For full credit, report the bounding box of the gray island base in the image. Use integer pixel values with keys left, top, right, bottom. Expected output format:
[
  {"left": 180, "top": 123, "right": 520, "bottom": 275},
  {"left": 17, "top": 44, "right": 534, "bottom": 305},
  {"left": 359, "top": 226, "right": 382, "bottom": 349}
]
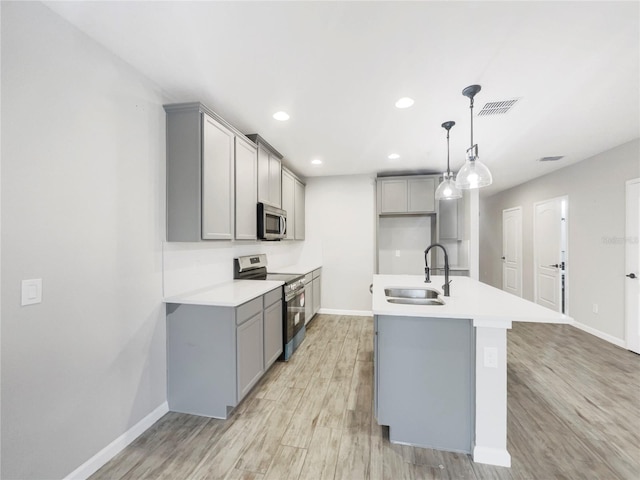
[
  {"left": 372, "top": 274, "right": 570, "bottom": 467},
  {"left": 375, "top": 315, "right": 474, "bottom": 453}
]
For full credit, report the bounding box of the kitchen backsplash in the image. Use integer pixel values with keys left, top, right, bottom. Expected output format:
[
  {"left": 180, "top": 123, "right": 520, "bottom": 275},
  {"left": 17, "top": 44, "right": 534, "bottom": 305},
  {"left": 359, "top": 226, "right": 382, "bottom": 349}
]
[{"left": 162, "top": 241, "right": 306, "bottom": 297}]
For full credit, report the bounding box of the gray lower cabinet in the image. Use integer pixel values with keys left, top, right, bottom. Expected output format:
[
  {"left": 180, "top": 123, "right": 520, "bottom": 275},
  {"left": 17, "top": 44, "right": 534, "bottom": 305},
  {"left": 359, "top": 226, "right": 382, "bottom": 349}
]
[
  {"left": 312, "top": 269, "right": 321, "bottom": 316},
  {"left": 236, "top": 309, "right": 264, "bottom": 401},
  {"left": 374, "top": 314, "right": 474, "bottom": 453},
  {"left": 263, "top": 289, "right": 283, "bottom": 367},
  {"left": 166, "top": 288, "right": 282, "bottom": 419}
]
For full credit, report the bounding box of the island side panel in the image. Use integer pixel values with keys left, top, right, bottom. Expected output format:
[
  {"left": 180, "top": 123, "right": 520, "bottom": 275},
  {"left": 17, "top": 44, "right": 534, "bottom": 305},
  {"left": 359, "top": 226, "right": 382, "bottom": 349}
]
[
  {"left": 473, "top": 325, "right": 511, "bottom": 467},
  {"left": 375, "top": 314, "right": 475, "bottom": 454},
  {"left": 167, "top": 303, "right": 236, "bottom": 418}
]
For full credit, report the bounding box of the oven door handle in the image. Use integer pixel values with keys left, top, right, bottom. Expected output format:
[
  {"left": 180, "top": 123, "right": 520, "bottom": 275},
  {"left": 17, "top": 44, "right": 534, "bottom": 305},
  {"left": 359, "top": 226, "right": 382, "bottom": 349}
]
[{"left": 285, "top": 286, "right": 305, "bottom": 302}]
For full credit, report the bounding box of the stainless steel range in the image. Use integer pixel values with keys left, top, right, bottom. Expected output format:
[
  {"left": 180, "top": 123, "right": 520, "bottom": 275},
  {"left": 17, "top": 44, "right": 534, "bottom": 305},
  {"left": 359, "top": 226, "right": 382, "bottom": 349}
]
[{"left": 234, "top": 254, "right": 306, "bottom": 360}]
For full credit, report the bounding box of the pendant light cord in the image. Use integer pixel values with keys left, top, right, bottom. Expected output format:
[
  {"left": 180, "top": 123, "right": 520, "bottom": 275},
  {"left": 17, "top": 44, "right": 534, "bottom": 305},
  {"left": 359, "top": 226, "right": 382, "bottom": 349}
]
[
  {"left": 469, "top": 96, "right": 474, "bottom": 149},
  {"left": 446, "top": 128, "right": 451, "bottom": 176}
]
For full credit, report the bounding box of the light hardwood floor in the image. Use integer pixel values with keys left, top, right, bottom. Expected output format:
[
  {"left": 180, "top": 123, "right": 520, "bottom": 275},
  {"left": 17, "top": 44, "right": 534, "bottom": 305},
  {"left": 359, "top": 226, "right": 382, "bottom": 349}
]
[{"left": 91, "top": 315, "right": 640, "bottom": 480}]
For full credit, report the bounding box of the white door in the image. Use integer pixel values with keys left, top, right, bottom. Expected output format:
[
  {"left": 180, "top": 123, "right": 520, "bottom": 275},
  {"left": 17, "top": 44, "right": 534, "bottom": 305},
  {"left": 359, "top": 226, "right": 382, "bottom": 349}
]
[
  {"left": 534, "top": 197, "right": 568, "bottom": 313},
  {"left": 625, "top": 179, "right": 640, "bottom": 354},
  {"left": 502, "top": 207, "right": 523, "bottom": 297}
]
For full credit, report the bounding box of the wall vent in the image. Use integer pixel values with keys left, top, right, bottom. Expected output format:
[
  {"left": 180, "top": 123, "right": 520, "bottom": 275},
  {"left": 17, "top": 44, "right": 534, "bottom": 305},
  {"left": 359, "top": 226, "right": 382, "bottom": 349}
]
[
  {"left": 477, "top": 98, "right": 520, "bottom": 116},
  {"left": 539, "top": 156, "right": 564, "bottom": 162}
]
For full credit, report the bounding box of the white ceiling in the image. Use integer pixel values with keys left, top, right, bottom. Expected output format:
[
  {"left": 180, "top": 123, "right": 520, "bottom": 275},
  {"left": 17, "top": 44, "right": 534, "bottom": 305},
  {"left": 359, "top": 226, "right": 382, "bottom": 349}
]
[{"left": 44, "top": 1, "right": 639, "bottom": 195}]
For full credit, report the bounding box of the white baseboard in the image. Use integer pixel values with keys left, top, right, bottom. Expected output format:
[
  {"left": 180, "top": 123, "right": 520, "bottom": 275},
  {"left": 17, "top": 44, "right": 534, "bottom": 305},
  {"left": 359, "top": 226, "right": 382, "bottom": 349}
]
[
  {"left": 318, "top": 308, "right": 372, "bottom": 317},
  {"left": 64, "top": 401, "right": 169, "bottom": 480},
  {"left": 473, "top": 445, "right": 511, "bottom": 467},
  {"left": 570, "top": 321, "right": 625, "bottom": 348}
]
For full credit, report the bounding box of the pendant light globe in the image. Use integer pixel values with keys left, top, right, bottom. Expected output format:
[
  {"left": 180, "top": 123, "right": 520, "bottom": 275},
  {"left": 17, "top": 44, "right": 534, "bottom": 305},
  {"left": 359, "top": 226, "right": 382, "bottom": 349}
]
[
  {"left": 435, "top": 121, "right": 462, "bottom": 200},
  {"left": 455, "top": 84, "right": 493, "bottom": 190}
]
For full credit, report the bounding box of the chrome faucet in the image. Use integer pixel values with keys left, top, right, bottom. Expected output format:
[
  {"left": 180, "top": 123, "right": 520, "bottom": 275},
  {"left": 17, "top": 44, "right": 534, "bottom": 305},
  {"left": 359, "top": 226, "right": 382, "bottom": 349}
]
[{"left": 424, "top": 243, "right": 451, "bottom": 297}]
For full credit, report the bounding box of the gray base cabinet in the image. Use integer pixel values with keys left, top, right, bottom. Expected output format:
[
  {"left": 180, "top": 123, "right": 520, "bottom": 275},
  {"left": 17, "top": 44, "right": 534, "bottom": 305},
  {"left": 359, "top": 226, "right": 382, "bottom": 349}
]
[
  {"left": 374, "top": 314, "right": 475, "bottom": 453},
  {"left": 304, "top": 268, "right": 321, "bottom": 324},
  {"left": 167, "top": 288, "right": 282, "bottom": 419}
]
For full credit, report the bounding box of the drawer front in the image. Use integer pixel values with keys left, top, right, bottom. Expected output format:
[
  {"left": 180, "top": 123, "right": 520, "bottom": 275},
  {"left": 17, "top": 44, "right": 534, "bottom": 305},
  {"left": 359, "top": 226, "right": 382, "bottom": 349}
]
[
  {"left": 312, "top": 268, "right": 321, "bottom": 279},
  {"left": 264, "top": 287, "right": 282, "bottom": 308},
  {"left": 304, "top": 273, "right": 313, "bottom": 284},
  {"left": 236, "top": 297, "right": 262, "bottom": 325}
]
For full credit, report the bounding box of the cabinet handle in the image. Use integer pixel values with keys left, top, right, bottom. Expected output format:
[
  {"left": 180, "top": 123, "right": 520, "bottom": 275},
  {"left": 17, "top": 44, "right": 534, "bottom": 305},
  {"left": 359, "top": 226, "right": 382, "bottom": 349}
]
[
  {"left": 627, "top": 273, "right": 637, "bottom": 279},
  {"left": 501, "top": 256, "right": 505, "bottom": 260}
]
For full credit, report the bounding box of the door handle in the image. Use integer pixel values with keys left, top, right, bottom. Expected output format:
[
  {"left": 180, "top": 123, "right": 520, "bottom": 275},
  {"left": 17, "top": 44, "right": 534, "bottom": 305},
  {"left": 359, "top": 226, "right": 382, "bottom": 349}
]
[
  {"left": 627, "top": 273, "right": 637, "bottom": 279},
  {"left": 548, "top": 264, "right": 560, "bottom": 268}
]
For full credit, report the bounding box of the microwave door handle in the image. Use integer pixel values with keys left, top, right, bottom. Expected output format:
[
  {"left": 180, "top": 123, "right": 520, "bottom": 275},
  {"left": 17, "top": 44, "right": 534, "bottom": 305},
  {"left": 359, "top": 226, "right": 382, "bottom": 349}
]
[{"left": 281, "top": 215, "right": 287, "bottom": 235}]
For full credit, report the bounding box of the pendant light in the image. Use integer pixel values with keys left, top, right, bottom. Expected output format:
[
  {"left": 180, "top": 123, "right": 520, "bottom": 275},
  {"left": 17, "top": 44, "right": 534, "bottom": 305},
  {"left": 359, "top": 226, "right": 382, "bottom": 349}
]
[
  {"left": 434, "top": 121, "right": 462, "bottom": 200},
  {"left": 455, "top": 84, "right": 493, "bottom": 189}
]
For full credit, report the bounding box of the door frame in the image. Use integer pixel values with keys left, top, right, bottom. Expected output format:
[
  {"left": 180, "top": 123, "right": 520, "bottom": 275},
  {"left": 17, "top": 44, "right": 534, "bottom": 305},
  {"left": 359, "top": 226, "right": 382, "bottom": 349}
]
[
  {"left": 502, "top": 206, "right": 523, "bottom": 297},
  {"left": 625, "top": 178, "right": 640, "bottom": 353},
  {"left": 533, "top": 195, "right": 569, "bottom": 315}
]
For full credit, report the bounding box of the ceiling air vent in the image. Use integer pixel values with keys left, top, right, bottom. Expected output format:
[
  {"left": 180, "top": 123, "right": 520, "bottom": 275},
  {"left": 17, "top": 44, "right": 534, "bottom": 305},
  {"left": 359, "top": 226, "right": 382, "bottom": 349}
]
[
  {"left": 539, "top": 156, "right": 564, "bottom": 162},
  {"left": 477, "top": 98, "right": 520, "bottom": 116}
]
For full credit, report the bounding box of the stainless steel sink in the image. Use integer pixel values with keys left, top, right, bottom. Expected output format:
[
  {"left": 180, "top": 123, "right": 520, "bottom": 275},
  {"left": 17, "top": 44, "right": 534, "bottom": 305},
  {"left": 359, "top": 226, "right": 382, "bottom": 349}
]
[
  {"left": 384, "top": 287, "right": 445, "bottom": 306},
  {"left": 384, "top": 288, "right": 440, "bottom": 299},
  {"left": 386, "top": 297, "right": 445, "bottom": 306}
]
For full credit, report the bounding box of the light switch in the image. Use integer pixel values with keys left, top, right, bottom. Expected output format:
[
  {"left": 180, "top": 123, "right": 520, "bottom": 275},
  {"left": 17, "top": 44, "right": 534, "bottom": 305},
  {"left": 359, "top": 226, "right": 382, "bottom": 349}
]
[{"left": 21, "top": 279, "right": 42, "bottom": 306}]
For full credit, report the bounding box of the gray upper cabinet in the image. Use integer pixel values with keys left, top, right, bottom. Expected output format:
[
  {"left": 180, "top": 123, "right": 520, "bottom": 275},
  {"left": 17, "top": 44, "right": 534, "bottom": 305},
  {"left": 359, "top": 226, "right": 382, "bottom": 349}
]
[
  {"left": 294, "top": 179, "right": 305, "bottom": 240},
  {"left": 234, "top": 137, "right": 258, "bottom": 240},
  {"left": 248, "top": 134, "right": 283, "bottom": 209},
  {"left": 281, "top": 167, "right": 306, "bottom": 240},
  {"left": 438, "top": 198, "right": 460, "bottom": 240},
  {"left": 281, "top": 169, "right": 295, "bottom": 240},
  {"left": 377, "top": 176, "right": 436, "bottom": 214},
  {"left": 202, "top": 113, "right": 234, "bottom": 240},
  {"left": 165, "top": 102, "right": 252, "bottom": 241}
]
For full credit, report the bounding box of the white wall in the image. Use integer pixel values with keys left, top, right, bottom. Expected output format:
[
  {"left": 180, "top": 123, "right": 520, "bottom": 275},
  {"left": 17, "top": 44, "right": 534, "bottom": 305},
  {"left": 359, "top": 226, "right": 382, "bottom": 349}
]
[
  {"left": 1, "top": 3, "right": 167, "bottom": 478},
  {"left": 480, "top": 139, "right": 640, "bottom": 343},
  {"left": 302, "top": 175, "right": 376, "bottom": 314}
]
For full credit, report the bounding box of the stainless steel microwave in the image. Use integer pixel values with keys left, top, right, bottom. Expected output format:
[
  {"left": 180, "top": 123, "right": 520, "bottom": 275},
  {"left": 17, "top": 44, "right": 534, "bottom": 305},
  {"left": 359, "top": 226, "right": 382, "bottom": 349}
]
[{"left": 257, "top": 203, "right": 287, "bottom": 240}]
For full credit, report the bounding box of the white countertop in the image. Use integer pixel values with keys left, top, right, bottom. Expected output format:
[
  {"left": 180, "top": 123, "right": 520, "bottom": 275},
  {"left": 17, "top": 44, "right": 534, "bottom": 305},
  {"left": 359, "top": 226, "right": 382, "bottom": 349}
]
[
  {"left": 270, "top": 263, "right": 322, "bottom": 275},
  {"left": 163, "top": 280, "right": 284, "bottom": 307},
  {"left": 372, "top": 274, "right": 571, "bottom": 328}
]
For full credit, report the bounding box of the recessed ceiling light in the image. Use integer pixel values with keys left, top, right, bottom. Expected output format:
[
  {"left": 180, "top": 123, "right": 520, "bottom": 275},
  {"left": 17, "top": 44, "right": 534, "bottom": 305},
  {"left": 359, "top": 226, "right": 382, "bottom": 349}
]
[
  {"left": 273, "top": 111, "right": 290, "bottom": 121},
  {"left": 395, "top": 97, "right": 414, "bottom": 109},
  {"left": 388, "top": 153, "right": 400, "bottom": 160},
  {"left": 311, "top": 159, "right": 322, "bottom": 165}
]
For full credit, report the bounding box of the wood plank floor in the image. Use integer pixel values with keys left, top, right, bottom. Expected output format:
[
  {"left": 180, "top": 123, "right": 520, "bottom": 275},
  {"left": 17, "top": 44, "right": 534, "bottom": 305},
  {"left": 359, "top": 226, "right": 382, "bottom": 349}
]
[{"left": 91, "top": 315, "right": 640, "bottom": 480}]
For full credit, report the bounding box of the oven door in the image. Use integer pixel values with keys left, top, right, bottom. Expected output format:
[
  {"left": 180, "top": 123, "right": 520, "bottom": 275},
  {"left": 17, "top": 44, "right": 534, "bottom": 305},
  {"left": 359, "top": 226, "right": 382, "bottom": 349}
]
[{"left": 284, "top": 287, "right": 306, "bottom": 342}]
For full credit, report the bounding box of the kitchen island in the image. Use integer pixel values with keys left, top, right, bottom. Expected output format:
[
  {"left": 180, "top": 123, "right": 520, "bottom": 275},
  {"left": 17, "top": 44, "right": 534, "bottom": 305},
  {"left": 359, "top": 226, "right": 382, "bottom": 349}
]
[{"left": 372, "top": 274, "right": 570, "bottom": 467}]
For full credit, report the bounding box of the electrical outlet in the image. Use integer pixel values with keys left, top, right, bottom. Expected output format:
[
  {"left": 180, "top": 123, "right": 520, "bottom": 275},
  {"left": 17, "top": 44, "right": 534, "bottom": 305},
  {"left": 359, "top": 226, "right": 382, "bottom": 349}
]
[
  {"left": 484, "top": 347, "right": 498, "bottom": 368},
  {"left": 21, "top": 278, "right": 42, "bottom": 306},
  {"left": 592, "top": 303, "right": 598, "bottom": 314},
  {"left": 395, "top": 250, "right": 400, "bottom": 257}
]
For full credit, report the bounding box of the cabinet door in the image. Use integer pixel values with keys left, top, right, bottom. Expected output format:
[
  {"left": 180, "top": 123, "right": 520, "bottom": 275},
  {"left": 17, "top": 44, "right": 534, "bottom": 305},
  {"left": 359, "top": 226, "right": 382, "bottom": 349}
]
[
  {"left": 202, "top": 113, "right": 234, "bottom": 239},
  {"left": 269, "top": 155, "right": 282, "bottom": 208},
  {"left": 294, "top": 180, "right": 305, "bottom": 240},
  {"left": 257, "top": 146, "right": 270, "bottom": 205},
  {"left": 281, "top": 170, "right": 295, "bottom": 240},
  {"left": 438, "top": 198, "right": 459, "bottom": 240},
  {"left": 235, "top": 138, "right": 257, "bottom": 240},
  {"left": 408, "top": 177, "right": 435, "bottom": 213},
  {"left": 264, "top": 300, "right": 283, "bottom": 368},
  {"left": 236, "top": 312, "right": 264, "bottom": 401},
  {"left": 380, "top": 179, "right": 408, "bottom": 213},
  {"left": 304, "top": 282, "right": 313, "bottom": 324},
  {"left": 312, "top": 276, "right": 321, "bottom": 315}
]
